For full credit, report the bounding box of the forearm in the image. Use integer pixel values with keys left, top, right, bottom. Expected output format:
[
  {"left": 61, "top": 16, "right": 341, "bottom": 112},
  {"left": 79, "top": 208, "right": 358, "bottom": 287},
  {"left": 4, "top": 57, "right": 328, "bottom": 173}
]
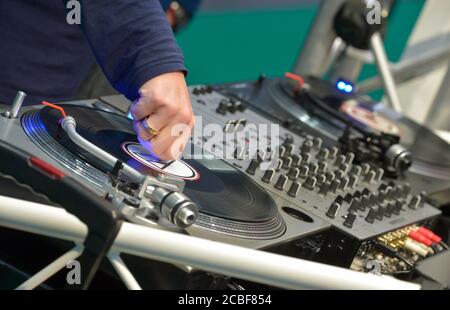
[{"left": 68, "top": 0, "right": 186, "bottom": 101}]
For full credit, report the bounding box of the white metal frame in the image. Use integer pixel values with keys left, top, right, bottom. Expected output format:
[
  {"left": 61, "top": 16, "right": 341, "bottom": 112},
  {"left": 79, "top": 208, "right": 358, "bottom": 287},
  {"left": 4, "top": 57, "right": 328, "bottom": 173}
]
[{"left": 0, "top": 195, "right": 420, "bottom": 290}]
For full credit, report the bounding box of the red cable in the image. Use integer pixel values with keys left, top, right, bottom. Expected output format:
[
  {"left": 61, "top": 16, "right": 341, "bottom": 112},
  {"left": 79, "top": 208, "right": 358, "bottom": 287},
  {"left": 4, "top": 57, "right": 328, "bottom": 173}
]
[
  {"left": 42, "top": 101, "right": 67, "bottom": 118},
  {"left": 285, "top": 72, "right": 305, "bottom": 92}
]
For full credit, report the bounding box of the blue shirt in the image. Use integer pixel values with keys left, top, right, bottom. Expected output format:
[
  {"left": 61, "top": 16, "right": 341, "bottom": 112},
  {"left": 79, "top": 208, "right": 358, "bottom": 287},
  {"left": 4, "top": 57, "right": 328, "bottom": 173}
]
[{"left": 0, "top": 0, "right": 186, "bottom": 105}]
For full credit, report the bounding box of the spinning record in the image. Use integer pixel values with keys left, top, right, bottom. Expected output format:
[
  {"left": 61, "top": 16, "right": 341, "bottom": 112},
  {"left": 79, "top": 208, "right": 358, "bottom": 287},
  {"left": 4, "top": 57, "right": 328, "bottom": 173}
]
[{"left": 36, "top": 105, "right": 280, "bottom": 224}]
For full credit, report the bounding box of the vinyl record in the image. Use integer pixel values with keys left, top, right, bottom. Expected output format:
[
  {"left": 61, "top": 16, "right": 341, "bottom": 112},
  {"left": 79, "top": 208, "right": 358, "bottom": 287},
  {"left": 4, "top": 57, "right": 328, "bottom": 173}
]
[{"left": 37, "top": 105, "right": 279, "bottom": 223}]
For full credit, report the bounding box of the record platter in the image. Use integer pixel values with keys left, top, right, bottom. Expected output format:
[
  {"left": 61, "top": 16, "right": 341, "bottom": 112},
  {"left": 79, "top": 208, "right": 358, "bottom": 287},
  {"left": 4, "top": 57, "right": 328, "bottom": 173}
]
[{"left": 20, "top": 104, "right": 331, "bottom": 244}]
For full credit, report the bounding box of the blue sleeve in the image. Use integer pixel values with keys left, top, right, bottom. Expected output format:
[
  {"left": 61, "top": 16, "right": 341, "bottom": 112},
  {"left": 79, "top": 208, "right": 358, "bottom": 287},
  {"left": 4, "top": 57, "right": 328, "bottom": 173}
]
[{"left": 73, "top": 0, "right": 187, "bottom": 101}]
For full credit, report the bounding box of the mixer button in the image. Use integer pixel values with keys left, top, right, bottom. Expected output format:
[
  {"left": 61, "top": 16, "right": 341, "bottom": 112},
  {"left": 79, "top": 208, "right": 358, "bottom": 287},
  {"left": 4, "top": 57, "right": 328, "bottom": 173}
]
[
  {"left": 287, "top": 167, "right": 300, "bottom": 180},
  {"left": 408, "top": 195, "right": 421, "bottom": 210},
  {"left": 275, "top": 175, "right": 288, "bottom": 191},
  {"left": 319, "top": 181, "right": 331, "bottom": 196},
  {"left": 316, "top": 174, "right": 326, "bottom": 186},
  {"left": 350, "top": 165, "right": 362, "bottom": 177},
  {"left": 288, "top": 181, "right": 302, "bottom": 198},
  {"left": 348, "top": 175, "right": 358, "bottom": 189},
  {"left": 364, "top": 170, "right": 376, "bottom": 183},
  {"left": 365, "top": 208, "right": 377, "bottom": 224},
  {"left": 304, "top": 176, "right": 317, "bottom": 190},
  {"left": 329, "top": 146, "right": 339, "bottom": 159},
  {"left": 335, "top": 155, "right": 346, "bottom": 167},
  {"left": 326, "top": 202, "right": 341, "bottom": 219},
  {"left": 317, "top": 148, "right": 330, "bottom": 160},
  {"left": 262, "top": 169, "right": 275, "bottom": 183},
  {"left": 246, "top": 160, "right": 259, "bottom": 175},
  {"left": 291, "top": 154, "right": 302, "bottom": 167},
  {"left": 312, "top": 137, "right": 323, "bottom": 149},
  {"left": 344, "top": 212, "right": 357, "bottom": 228},
  {"left": 282, "top": 156, "right": 293, "bottom": 170},
  {"left": 330, "top": 179, "right": 341, "bottom": 193},
  {"left": 299, "top": 165, "right": 310, "bottom": 179},
  {"left": 308, "top": 162, "right": 319, "bottom": 175}
]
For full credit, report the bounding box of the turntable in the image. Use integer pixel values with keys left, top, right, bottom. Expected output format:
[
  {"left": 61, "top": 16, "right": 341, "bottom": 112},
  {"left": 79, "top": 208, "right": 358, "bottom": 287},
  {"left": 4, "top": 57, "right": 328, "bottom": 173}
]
[
  {"left": 217, "top": 75, "right": 450, "bottom": 185},
  {"left": 15, "top": 103, "right": 328, "bottom": 247}
]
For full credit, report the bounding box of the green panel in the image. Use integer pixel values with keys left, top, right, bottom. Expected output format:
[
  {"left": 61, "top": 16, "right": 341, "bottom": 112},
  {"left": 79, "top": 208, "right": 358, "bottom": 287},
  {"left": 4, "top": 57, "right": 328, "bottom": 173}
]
[{"left": 177, "top": 7, "right": 318, "bottom": 85}]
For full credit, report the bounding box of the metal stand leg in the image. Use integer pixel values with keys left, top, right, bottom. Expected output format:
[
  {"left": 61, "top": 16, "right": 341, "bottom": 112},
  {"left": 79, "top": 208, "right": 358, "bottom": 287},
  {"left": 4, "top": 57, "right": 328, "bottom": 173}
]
[{"left": 370, "top": 32, "right": 403, "bottom": 112}]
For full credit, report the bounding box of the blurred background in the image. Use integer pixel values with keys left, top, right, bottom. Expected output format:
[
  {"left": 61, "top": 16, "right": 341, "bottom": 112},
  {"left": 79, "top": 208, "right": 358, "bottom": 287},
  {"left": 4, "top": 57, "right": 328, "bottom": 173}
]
[{"left": 175, "top": 0, "right": 450, "bottom": 132}]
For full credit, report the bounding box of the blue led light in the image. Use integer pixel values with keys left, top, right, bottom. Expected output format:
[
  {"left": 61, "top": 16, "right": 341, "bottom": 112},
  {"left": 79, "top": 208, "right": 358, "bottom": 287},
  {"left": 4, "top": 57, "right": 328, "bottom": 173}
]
[
  {"left": 336, "top": 80, "right": 354, "bottom": 93},
  {"left": 337, "top": 81, "right": 346, "bottom": 90}
]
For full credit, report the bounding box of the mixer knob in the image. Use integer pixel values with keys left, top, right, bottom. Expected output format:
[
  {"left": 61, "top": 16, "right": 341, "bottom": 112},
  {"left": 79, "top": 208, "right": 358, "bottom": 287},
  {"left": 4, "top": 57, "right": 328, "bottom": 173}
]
[
  {"left": 287, "top": 167, "right": 300, "bottom": 180},
  {"left": 318, "top": 161, "right": 328, "bottom": 173},
  {"left": 279, "top": 146, "right": 286, "bottom": 158},
  {"left": 365, "top": 208, "right": 377, "bottom": 224},
  {"left": 216, "top": 100, "right": 229, "bottom": 115},
  {"left": 339, "top": 163, "right": 350, "bottom": 174},
  {"left": 312, "top": 137, "right": 323, "bottom": 149},
  {"left": 302, "top": 153, "right": 311, "bottom": 164},
  {"left": 246, "top": 160, "right": 259, "bottom": 175},
  {"left": 344, "top": 193, "right": 353, "bottom": 203},
  {"left": 308, "top": 162, "right": 319, "bottom": 175},
  {"left": 364, "top": 170, "right": 376, "bottom": 183},
  {"left": 348, "top": 175, "right": 358, "bottom": 189},
  {"left": 369, "top": 193, "right": 378, "bottom": 206},
  {"left": 301, "top": 140, "right": 313, "bottom": 154},
  {"left": 282, "top": 156, "right": 293, "bottom": 170},
  {"left": 329, "top": 146, "right": 339, "bottom": 159},
  {"left": 362, "top": 188, "right": 371, "bottom": 196},
  {"left": 375, "top": 168, "right": 384, "bottom": 182},
  {"left": 361, "top": 194, "right": 370, "bottom": 211},
  {"left": 376, "top": 206, "right": 385, "bottom": 221},
  {"left": 330, "top": 179, "right": 341, "bottom": 193},
  {"left": 379, "top": 189, "right": 387, "bottom": 202},
  {"left": 349, "top": 198, "right": 361, "bottom": 213},
  {"left": 408, "top": 195, "right": 421, "bottom": 210},
  {"left": 385, "top": 202, "right": 394, "bottom": 218},
  {"left": 344, "top": 212, "right": 357, "bottom": 228},
  {"left": 334, "top": 169, "right": 345, "bottom": 179},
  {"left": 361, "top": 163, "right": 371, "bottom": 175},
  {"left": 345, "top": 152, "right": 355, "bottom": 165},
  {"left": 275, "top": 175, "right": 288, "bottom": 191},
  {"left": 261, "top": 169, "right": 275, "bottom": 184},
  {"left": 284, "top": 144, "right": 294, "bottom": 156},
  {"left": 274, "top": 159, "right": 283, "bottom": 172},
  {"left": 335, "top": 155, "right": 346, "bottom": 167},
  {"left": 326, "top": 172, "right": 335, "bottom": 182},
  {"left": 326, "top": 202, "right": 341, "bottom": 219},
  {"left": 340, "top": 177, "right": 349, "bottom": 191},
  {"left": 299, "top": 165, "right": 310, "bottom": 179},
  {"left": 393, "top": 200, "right": 403, "bottom": 215},
  {"left": 385, "top": 187, "right": 394, "bottom": 200},
  {"left": 350, "top": 165, "right": 362, "bottom": 177},
  {"left": 304, "top": 176, "right": 317, "bottom": 190},
  {"left": 291, "top": 154, "right": 302, "bottom": 167},
  {"left": 402, "top": 183, "right": 411, "bottom": 197},
  {"left": 316, "top": 174, "right": 326, "bottom": 186},
  {"left": 317, "top": 148, "right": 330, "bottom": 160},
  {"left": 288, "top": 181, "right": 302, "bottom": 198},
  {"left": 353, "top": 190, "right": 362, "bottom": 199},
  {"left": 319, "top": 181, "right": 331, "bottom": 196}
]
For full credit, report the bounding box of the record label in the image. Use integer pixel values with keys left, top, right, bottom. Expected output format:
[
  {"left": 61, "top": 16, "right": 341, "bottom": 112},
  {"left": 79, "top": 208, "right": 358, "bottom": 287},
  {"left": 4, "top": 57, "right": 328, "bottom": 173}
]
[
  {"left": 122, "top": 142, "right": 199, "bottom": 181},
  {"left": 340, "top": 101, "right": 401, "bottom": 135}
]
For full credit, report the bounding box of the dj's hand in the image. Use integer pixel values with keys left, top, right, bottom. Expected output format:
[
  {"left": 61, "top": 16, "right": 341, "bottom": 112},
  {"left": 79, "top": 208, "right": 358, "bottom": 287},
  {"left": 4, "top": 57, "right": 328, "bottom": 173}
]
[{"left": 130, "top": 72, "right": 194, "bottom": 161}]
